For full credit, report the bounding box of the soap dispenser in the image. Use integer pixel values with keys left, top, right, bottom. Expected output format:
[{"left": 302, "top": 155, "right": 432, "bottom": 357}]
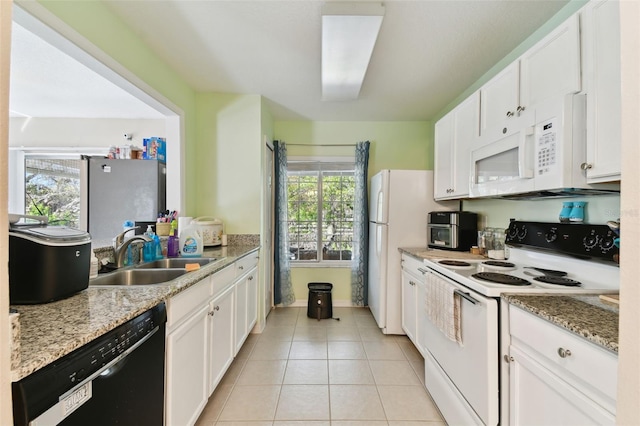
[{"left": 143, "top": 225, "right": 156, "bottom": 262}]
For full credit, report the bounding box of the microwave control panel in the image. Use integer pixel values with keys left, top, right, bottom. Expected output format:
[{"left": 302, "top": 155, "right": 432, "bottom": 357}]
[{"left": 536, "top": 118, "right": 557, "bottom": 176}]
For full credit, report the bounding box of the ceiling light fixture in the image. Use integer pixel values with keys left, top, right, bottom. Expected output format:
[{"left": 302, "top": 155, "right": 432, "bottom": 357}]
[{"left": 321, "top": 2, "right": 385, "bottom": 101}]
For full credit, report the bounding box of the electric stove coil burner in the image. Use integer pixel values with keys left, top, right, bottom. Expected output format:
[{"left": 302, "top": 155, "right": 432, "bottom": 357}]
[
  {"left": 482, "top": 261, "right": 516, "bottom": 268},
  {"left": 438, "top": 260, "right": 472, "bottom": 267},
  {"left": 472, "top": 272, "right": 531, "bottom": 286},
  {"left": 533, "top": 276, "right": 582, "bottom": 286}
]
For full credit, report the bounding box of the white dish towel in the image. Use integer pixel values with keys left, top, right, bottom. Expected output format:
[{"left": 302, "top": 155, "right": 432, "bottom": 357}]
[{"left": 425, "top": 272, "right": 462, "bottom": 345}]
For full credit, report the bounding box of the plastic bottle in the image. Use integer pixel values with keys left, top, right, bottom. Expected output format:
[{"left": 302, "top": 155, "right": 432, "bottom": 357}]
[
  {"left": 167, "top": 225, "right": 180, "bottom": 258},
  {"left": 89, "top": 252, "right": 99, "bottom": 279},
  {"left": 179, "top": 224, "right": 203, "bottom": 258},
  {"left": 143, "top": 225, "right": 156, "bottom": 262},
  {"left": 153, "top": 234, "right": 163, "bottom": 260}
]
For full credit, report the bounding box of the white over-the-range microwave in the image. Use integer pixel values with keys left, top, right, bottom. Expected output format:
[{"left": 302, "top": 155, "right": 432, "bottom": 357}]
[{"left": 470, "top": 94, "right": 619, "bottom": 199}]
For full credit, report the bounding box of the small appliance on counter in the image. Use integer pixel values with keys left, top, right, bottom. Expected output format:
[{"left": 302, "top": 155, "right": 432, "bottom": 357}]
[
  {"left": 9, "top": 214, "right": 92, "bottom": 304},
  {"left": 190, "top": 217, "right": 223, "bottom": 246},
  {"left": 427, "top": 211, "right": 478, "bottom": 251}
]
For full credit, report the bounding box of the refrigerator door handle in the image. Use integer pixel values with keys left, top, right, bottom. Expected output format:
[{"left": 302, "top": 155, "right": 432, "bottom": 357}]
[
  {"left": 376, "top": 225, "right": 383, "bottom": 257},
  {"left": 376, "top": 190, "right": 384, "bottom": 223}
]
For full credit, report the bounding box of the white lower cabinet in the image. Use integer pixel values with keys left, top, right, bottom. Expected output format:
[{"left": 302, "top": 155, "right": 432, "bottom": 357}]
[
  {"left": 165, "top": 252, "right": 260, "bottom": 426},
  {"left": 246, "top": 268, "right": 258, "bottom": 332},
  {"left": 233, "top": 275, "right": 248, "bottom": 355},
  {"left": 165, "top": 303, "right": 210, "bottom": 426},
  {"left": 234, "top": 255, "right": 259, "bottom": 355},
  {"left": 208, "top": 285, "right": 235, "bottom": 392},
  {"left": 508, "top": 306, "right": 617, "bottom": 426},
  {"left": 401, "top": 254, "right": 427, "bottom": 356}
]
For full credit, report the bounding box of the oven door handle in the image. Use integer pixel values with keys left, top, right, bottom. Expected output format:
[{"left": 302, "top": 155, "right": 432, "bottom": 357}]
[{"left": 454, "top": 289, "right": 478, "bottom": 305}]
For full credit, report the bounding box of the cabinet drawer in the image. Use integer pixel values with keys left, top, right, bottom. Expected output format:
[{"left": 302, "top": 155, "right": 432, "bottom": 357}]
[
  {"left": 509, "top": 306, "right": 617, "bottom": 408},
  {"left": 235, "top": 253, "right": 259, "bottom": 277},
  {"left": 401, "top": 254, "right": 427, "bottom": 279},
  {"left": 211, "top": 265, "right": 235, "bottom": 297},
  {"left": 167, "top": 276, "right": 211, "bottom": 330}
]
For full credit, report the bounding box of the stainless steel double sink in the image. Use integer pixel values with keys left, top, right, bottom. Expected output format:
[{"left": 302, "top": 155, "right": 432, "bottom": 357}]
[{"left": 89, "top": 258, "right": 217, "bottom": 287}]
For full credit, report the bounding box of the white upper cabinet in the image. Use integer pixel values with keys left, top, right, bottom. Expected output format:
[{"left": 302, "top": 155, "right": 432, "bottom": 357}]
[
  {"left": 480, "top": 62, "right": 520, "bottom": 143},
  {"left": 520, "top": 14, "right": 581, "bottom": 109},
  {"left": 581, "top": 0, "right": 622, "bottom": 182},
  {"left": 479, "top": 14, "right": 581, "bottom": 145},
  {"left": 434, "top": 91, "right": 480, "bottom": 200}
]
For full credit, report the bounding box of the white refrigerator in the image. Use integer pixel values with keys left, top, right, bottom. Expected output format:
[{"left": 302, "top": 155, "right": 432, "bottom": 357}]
[{"left": 367, "top": 170, "right": 457, "bottom": 334}]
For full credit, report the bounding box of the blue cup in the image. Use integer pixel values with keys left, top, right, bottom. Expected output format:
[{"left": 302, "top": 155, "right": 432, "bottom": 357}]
[
  {"left": 569, "top": 201, "right": 586, "bottom": 223},
  {"left": 559, "top": 202, "right": 573, "bottom": 223}
]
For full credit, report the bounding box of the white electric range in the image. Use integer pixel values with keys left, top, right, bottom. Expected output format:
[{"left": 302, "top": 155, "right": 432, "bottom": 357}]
[{"left": 419, "top": 221, "right": 620, "bottom": 426}]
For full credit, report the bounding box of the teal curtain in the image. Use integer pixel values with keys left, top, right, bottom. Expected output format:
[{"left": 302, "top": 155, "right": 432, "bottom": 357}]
[
  {"left": 273, "top": 141, "right": 295, "bottom": 306},
  {"left": 351, "top": 141, "right": 370, "bottom": 306}
]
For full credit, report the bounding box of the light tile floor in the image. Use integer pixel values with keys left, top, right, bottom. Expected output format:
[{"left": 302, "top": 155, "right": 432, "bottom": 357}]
[{"left": 195, "top": 307, "right": 446, "bottom": 426}]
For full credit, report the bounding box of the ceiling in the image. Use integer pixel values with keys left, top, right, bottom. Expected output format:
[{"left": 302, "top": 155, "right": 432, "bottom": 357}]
[
  {"left": 9, "top": 21, "right": 166, "bottom": 119},
  {"left": 12, "top": 0, "right": 570, "bottom": 121}
]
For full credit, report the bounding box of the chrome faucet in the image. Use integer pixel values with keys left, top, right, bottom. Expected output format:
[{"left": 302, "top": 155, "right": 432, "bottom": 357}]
[
  {"left": 113, "top": 226, "right": 140, "bottom": 249},
  {"left": 114, "top": 234, "right": 152, "bottom": 268}
]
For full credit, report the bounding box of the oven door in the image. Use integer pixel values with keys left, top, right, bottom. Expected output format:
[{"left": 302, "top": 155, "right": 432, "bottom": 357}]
[
  {"left": 427, "top": 224, "right": 456, "bottom": 249},
  {"left": 470, "top": 119, "right": 535, "bottom": 198},
  {"left": 423, "top": 267, "right": 499, "bottom": 426}
]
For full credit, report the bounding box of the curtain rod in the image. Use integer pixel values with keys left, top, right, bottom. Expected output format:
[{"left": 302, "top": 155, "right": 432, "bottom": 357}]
[{"left": 284, "top": 143, "right": 358, "bottom": 147}]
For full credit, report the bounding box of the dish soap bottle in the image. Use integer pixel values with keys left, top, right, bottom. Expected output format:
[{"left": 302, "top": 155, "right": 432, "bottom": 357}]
[
  {"left": 143, "top": 225, "right": 156, "bottom": 262},
  {"left": 179, "top": 224, "right": 203, "bottom": 258},
  {"left": 153, "top": 233, "right": 163, "bottom": 260}
]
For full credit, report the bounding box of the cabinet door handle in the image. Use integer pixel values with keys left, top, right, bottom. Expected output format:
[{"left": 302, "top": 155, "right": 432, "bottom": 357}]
[
  {"left": 503, "top": 354, "right": 514, "bottom": 363},
  {"left": 506, "top": 111, "right": 515, "bottom": 118},
  {"left": 208, "top": 311, "right": 215, "bottom": 317},
  {"left": 417, "top": 268, "right": 428, "bottom": 275},
  {"left": 516, "top": 105, "right": 526, "bottom": 114},
  {"left": 557, "top": 347, "right": 572, "bottom": 358},
  {"left": 215, "top": 305, "right": 220, "bottom": 311},
  {"left": 239, "top": 266, "right": 244, "bottom": 270},
  {"left": 580, "top": 162, "right": 593, "bottom": 170},
  {"left": 248, "top": 276, "right": 254, "bottom": 281},
  {"left": 409, "top": 281, "right": 416, "bottom": 286}
]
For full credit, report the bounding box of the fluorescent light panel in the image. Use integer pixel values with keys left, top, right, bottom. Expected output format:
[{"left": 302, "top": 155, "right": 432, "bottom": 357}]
[{"left": 322, "top": 2, "right": 385, "bottom": 101}]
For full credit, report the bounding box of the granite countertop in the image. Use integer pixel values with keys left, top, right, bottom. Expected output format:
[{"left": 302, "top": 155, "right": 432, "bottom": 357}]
[
  {"left": 504, "top": 294, "right": 619, "bottom": 353},
  {"left": 10, "top": 244, "right": 259, "bottom": 382},
  {"left": 400, "top": 247, "right": 486, "bottom": 261}
]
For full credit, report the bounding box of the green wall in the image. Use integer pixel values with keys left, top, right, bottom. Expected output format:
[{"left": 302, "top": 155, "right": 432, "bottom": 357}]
[
  {"left": 195, "top": 93, "right": 263, "bottom": 234},
  {"left": 465, "top": 195, "right": 621, "bottom": 229},
  {"left": 275, "top": 121, "right": 433, "bottom": 173}
]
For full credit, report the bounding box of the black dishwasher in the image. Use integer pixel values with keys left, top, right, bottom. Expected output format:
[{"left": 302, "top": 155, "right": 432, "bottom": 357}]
[{"left": 13, "top": 303, "right": 167, "bottom": 426}]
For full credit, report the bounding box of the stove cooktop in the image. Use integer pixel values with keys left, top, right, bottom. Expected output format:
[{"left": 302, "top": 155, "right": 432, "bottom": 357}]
[
  {"left": 425, "top": 221, "right": 620, "bottom": 297},
  {"left": 426, "top": 246, "right": 619, "bottom": 297}
]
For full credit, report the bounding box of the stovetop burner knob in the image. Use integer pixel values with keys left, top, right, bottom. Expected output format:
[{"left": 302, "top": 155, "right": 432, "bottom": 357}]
[
  {"left": 600, "top": 237, "right": 615, "bottom": 251},
  {"left": 583, "top": 234, "right": 599, "bottom": 249},
  {"left": 545, "top": 229, "right": 558, "bottom": 243},
  {"left": 517, "top": 226, "right": 528, "bottom": 241}
]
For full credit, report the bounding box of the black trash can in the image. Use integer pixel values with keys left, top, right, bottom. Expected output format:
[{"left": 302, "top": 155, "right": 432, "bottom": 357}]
[{"left": 307, "top": 282, "right": 333, "bottom": 321}]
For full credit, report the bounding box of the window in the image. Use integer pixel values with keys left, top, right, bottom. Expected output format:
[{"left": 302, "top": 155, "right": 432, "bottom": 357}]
[
  {"left": 287, "top": 161, "right": 355, "bottom": 264},
  {"left": 24, "top": 156, "right": 82, "bottom": 227}
]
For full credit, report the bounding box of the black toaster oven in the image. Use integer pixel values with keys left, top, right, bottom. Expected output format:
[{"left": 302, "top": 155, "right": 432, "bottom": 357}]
[{"left": 427, "top": 211, "right": 478, "bottom": 251}]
